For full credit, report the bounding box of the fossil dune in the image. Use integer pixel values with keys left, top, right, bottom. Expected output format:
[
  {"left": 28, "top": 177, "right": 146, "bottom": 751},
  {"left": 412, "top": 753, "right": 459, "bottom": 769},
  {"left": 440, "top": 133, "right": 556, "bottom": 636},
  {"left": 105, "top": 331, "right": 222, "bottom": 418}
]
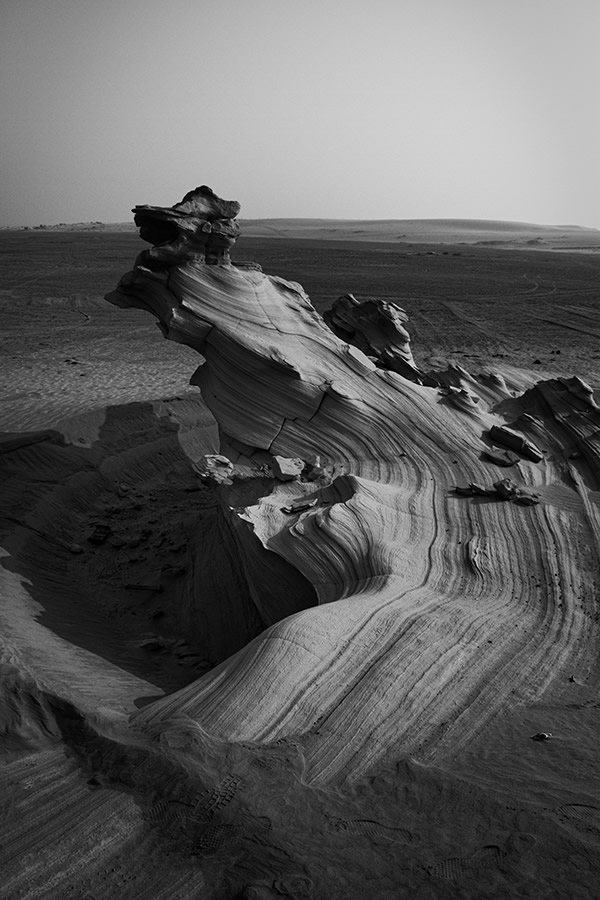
[{"left": 1, "top": 187, "right": 600, "bottom": 898}]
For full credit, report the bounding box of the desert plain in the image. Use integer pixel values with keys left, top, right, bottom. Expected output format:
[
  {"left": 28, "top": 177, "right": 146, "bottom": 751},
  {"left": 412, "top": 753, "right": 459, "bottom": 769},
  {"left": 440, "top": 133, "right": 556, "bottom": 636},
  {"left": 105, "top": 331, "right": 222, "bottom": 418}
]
[{"left": 1, "top": 204, "right": 600, "bottom": 899}]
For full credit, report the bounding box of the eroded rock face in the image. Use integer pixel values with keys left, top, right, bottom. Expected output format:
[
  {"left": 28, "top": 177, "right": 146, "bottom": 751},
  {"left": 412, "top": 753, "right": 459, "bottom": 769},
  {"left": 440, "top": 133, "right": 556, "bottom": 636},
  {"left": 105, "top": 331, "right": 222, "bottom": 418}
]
[
  {"left": 106, "top": 186, "right": 600, "bottom": 790},
  {"left": 323, "top": 293, "right": 421, "bottom": 382},
  {"left": 107, "top": 188, "right": 383, "bottom": 458},
  {"left": 133, "top": 184, "right": 240, "bottom": 268}
]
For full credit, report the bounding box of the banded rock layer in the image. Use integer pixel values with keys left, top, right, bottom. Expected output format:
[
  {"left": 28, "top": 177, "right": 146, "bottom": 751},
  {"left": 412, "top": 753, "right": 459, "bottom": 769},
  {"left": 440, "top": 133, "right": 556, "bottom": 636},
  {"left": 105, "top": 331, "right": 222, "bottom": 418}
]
[{"left": 106, "top": 187, "right": 600, "bottom": 788}]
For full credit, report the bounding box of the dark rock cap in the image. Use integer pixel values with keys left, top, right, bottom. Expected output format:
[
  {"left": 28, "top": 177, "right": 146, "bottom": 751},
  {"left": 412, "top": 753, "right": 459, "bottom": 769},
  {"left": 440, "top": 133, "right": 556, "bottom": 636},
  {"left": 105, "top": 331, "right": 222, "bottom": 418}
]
[{"left": 133, "top": 185, "right": 240, "bottom": 224}]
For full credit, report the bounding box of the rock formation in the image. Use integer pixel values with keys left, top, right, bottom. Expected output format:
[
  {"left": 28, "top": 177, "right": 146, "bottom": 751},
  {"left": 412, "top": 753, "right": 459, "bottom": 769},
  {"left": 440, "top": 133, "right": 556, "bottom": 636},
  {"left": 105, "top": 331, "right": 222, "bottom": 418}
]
[
  {"left": 3, "top": 187, "right": 600, "bottom": 899},
  {"left": 323, "top": 293, "right": 421, "bottom": 382},
  {"left": 106, "top": 187, "right": 600, "bottom": 785},
  {"left": 133, "top": 184, "right": 240, "bottom": 267}
]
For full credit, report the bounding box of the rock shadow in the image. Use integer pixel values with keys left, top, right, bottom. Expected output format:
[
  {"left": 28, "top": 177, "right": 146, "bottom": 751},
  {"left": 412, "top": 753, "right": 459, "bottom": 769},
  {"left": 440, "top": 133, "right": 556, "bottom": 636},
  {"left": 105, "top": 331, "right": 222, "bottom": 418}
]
[{"left": 1, "top": 399, "right": 317, "bottom": 694}]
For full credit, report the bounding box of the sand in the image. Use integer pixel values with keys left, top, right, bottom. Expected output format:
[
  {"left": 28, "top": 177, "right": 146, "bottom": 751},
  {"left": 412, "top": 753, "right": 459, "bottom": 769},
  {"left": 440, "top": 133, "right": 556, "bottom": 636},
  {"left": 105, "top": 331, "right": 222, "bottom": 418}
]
[
  {"left": 1, "top": 210, "right": 600, "bottom": 899},
  {"left": 14, "top": 216, "right": 600, "bottom": 253}
]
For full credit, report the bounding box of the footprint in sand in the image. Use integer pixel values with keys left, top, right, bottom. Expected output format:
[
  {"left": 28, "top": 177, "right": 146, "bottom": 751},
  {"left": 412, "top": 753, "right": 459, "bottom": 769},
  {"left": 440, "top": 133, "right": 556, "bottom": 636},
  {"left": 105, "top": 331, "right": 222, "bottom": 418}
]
[
  {"left": 192, "top": 773, "right": 243, "bottom": 816},
  {"left": 428, "top": 845, "right": 503, "bottom": 880},
  {"left": 555, "top": 804, "right": 600, "bottom": 841},
  {"left": 195, "top": 822, "right": 240, "bottom": 851},
  {"left": 330, "top": 816, "right": 414, "bottom": 844},
  {"left": 428, "top": 833, "right": 536, "bottom": 881},
  {"left": 144, "top": 798, "right": 189, "bottom": 827},
  {"left": 146, "top": 774, "right": 243, "bottom": 831}
]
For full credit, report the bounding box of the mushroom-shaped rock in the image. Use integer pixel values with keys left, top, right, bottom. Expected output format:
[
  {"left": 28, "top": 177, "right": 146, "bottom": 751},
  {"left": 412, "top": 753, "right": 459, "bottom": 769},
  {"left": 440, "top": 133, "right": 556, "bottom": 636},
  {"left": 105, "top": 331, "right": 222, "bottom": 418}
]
[{"left": 133, "top": 185, "right": 241, "bottom": 267}]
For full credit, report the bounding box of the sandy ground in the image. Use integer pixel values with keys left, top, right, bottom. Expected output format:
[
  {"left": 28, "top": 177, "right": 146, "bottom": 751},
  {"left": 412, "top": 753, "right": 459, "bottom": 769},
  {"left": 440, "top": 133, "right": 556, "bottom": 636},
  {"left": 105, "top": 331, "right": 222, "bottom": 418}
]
[{"left": 1, "top": 226, "right": 600, "bottom": 899}]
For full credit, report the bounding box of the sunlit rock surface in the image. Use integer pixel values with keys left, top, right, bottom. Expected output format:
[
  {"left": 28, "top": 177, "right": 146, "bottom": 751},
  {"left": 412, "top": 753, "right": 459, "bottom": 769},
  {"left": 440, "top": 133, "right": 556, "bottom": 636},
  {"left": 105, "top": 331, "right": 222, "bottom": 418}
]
[{"left": 107, "top": 188, "right": 600, "bottom": 783}]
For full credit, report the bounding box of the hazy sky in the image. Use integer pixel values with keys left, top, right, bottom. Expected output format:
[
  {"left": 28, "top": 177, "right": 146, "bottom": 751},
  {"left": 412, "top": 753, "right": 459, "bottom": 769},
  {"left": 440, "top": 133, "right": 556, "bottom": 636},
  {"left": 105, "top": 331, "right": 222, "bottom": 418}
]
[{"left": 2, "top": 0, "right": 599, "bottom": 227}]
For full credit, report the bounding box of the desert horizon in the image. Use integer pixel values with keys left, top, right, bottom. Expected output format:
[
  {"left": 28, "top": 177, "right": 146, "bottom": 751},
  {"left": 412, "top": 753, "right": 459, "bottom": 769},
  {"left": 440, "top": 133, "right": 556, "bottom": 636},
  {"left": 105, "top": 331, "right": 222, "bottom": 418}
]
[{"left": 6, "top": 216, "right": 600, "bottom": 247}]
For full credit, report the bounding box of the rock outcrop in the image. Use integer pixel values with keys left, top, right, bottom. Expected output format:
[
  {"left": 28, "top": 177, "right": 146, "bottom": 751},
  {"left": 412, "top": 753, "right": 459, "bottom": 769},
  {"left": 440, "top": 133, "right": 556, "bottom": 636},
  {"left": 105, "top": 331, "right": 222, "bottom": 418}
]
[
  {"left": 323, "top": 293, "right": 421, "bottom": 382},
  {"left": 105, "top": 187, "right": 600, "bottom": 792},
  {"left": 133, "top": 184, "right": 241, "bottom": 268}
]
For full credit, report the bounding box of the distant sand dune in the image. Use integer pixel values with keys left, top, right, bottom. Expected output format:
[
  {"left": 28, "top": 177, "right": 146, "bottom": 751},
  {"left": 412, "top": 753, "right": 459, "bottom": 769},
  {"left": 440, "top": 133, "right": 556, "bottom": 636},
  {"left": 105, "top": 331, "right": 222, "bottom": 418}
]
[
  {"left": 8, "top": 217, "right": 600, "bottom": 250},
  {"left": 238, "top": 218, "right": 600, "bottom": 249}
]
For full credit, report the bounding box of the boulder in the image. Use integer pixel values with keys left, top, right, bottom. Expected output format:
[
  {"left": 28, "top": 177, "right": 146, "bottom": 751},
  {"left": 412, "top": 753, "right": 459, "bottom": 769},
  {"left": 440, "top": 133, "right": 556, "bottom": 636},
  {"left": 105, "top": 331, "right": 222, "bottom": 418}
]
[{"left": 272, "top": 456, "right": 305, "bottom": 482}]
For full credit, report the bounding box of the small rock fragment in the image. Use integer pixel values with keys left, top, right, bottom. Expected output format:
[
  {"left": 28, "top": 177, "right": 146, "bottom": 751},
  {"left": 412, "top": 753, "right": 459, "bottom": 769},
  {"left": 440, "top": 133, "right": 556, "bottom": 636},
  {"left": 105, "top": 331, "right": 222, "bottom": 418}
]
[
  {"left": 488, "top": 425, "right": 543, "bottom": 463},
  {"left": 304, "top": 456, "right": 327, "bottom": 481},
  {"left": 482, "top": 448, "right": 520, "bottom": 467},
  {"left": 531, "top": 732, "right": 552, "bottom": 741},
  {"left": 454, "top": 485, "right": 474, "bottom": 496},
  {"left": 565, "top": 376, "right": 596, "bottom": 406},
  {"left": 196, "top": 454, "right": 234, "bottom": 484},
  {"left": 281, "top": 498, "right": 318, "bottom": 515},
  {"left": 469, "top": 483, "right": 495, "bottom": 496},
  {"left": 493, "top": 478, "right": 519, "bottom": 501},
  {"left": 272, "top": 456, "right": 305, "bottom": 482},
  {"left": 514, "top": 492, "right": 540, "bottom": 506}
]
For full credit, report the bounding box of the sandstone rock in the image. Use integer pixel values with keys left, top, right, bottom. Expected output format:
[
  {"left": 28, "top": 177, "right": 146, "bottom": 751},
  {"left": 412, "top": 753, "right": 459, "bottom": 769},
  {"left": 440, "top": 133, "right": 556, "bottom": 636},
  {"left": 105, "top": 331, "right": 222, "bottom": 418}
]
[
  {"left": 469, "top": 483, "right": 495, "bottom": 496},
  {"left": 493, "top": 478, "right": 519, "bottom": 500},
  {"left": 272, "top": 455, "right": 305, "bottom": 482},
  {"left": 106, "top": 185, "right": 600, "bottom": 793},
  {"left": 132, "top": 185, "right": 240, "bottom": 268},
  {"left": 281, "top": 498, "right": 318, "bottom": 515},
  {"left": 482, "top": 447, "right": 520, "bottom": 467},
  {"left": 488, "top": 425, "right": 543, "bottom": 462},
  {"left": 515, "top": 492, "right": 540, "bottom": 506},
  {"left": 323, "top": 293, "right": 421, "bottom": 382},
  {"left": 196, "top": 454, "right": 234, "bottom": 484}
]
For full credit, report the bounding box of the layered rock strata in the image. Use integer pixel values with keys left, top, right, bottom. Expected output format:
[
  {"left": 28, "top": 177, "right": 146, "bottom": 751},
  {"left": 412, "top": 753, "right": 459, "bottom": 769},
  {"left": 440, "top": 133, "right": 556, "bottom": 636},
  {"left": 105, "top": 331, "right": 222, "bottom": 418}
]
[{"left": 106, "top": 188, "right": 600, "bottom": 790}]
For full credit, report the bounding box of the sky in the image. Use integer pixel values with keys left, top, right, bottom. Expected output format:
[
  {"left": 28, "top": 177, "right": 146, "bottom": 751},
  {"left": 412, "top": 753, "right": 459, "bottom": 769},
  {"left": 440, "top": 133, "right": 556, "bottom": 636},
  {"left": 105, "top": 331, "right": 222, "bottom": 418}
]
[{"left": 1, "top": 0, "right": 599, "bottom": 228}]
